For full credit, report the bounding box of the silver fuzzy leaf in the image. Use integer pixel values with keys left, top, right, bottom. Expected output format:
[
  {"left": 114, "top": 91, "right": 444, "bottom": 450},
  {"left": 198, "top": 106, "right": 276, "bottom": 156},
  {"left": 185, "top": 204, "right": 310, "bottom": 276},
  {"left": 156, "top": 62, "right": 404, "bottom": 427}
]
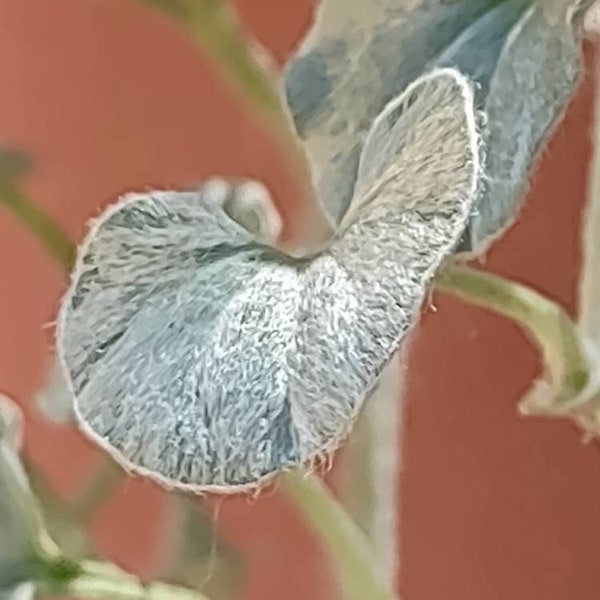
[
  {"left": 57, "top": 69, "right": 480, "bottom": 492},
  {"left": 37, "top": 182, "right": 282, "bottom": 427},
  {"left": 284, "top": 0, "right": 588, "bottom": 249},
  {"left": 463, "top": 1, "right": 587, "bottom": 250}
]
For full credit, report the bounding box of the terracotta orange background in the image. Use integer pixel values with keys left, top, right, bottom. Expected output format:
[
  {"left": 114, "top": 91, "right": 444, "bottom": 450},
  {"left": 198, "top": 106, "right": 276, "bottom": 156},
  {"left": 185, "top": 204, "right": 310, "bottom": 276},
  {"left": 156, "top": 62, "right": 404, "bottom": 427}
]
[{"left": 1, "top": 1, "right": 600, "bottom": 599}]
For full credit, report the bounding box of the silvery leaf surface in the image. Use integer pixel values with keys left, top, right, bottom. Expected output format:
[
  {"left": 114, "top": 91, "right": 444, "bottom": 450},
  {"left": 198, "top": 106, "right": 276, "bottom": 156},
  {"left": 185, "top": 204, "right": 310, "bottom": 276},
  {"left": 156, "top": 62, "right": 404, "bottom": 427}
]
[
  {"left": 58, "top": 69, "right": 481, "bottom": 492},
  {"left": 284, "top": 0, "right": 501, "bottom": 223},
  {"left": 462, "top": 0, "right": 588, "bottom": 250},
  {"left": 284, "top": 0, "right": 588, "bottom": 250},
  {"left": 38, "top": 183, "right": 282, "bottom": 428}
]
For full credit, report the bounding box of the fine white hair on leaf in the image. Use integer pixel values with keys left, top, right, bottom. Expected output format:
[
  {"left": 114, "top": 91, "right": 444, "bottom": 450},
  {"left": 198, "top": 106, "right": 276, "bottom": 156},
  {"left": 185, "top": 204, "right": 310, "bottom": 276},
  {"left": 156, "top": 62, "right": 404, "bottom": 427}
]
[
  {"left": 283, "top": 0, "right": 500, "bottom": 224},
  {"left": 57, "top": 68, "right": 480, "bottom": 493},
  {"left": 462, "top": 1, "right": 586, "bottom": 251},
  {"left": 284, "top": 0, "right": 587, "bottom": 252}
]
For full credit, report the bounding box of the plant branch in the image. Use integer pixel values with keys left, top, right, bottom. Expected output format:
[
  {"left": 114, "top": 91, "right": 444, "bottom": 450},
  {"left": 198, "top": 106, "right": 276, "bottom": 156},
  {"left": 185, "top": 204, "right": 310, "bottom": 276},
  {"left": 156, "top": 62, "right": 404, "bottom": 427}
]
[
  {"left": 436, "top": 264, "right": 590, "bottom": 412},
  {"left": 0, "top": 179, "right": 124, "bottom": 523},
  {"left": 337, "top": 357, "right": 403, "bottom": 593},
  {"left": 133, "top": 0, "right": 298, "bottom": 149},
  {"left": 579, "top": 53, "right": 600, "bottom": 344},
  {"left": 0, "top": 177, "right": 74, "bottom": 269},
  {"left": 282, "top": 472, "right": 398, "bottom": 600}
]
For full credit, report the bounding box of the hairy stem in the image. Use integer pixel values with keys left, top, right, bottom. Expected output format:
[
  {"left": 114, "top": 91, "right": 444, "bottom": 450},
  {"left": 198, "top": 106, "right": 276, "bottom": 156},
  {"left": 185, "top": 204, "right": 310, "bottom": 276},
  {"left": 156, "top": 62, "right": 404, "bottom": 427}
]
[
  {"left": 337, "top": 357, "right": 403, "bottom": 593},
  {"left": 162, "top": 497, "right": 244, "bottom": 600},
  {"left": 282, "top": 472, "right": 398, "bottom": 600},
  {"left": 437, "top": 264, "right": 590, "bottom": 409},
  {"left": 362, "top": 357, "right": 403, "bottom": 589},
  {"left": 579, "top": 54, "right": 600, "bottom": 343}
]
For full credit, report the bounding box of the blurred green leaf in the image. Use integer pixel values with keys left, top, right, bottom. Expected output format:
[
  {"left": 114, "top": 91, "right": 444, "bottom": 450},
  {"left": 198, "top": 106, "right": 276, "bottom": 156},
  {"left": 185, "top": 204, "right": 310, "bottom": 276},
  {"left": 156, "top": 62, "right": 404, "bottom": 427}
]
[{"left": 0, "top": 149, "right": 32, "bottom": 181}]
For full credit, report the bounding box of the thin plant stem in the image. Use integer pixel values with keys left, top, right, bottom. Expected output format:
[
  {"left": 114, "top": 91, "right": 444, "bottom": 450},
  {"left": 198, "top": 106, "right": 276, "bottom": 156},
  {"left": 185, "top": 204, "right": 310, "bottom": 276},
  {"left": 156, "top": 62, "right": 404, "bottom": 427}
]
[
  {"left": 133, "top": 0, "right": 329, "bottom": 255},
  {"left": 579, "top": 54, "right": 600, "bottom": 344},
  {"left": 436, "top": 264, "right": 590, "bottom": 407},
  {"left": 557, "top": 51, "right": 600, "bottom": 436},
  {"left": 361, "top": 357, "right": 403, "bottom": 589},
  {"left": 0, "top": 177, "right": 75, "bottom": 269},
  {"left": 133, "top": 0, "right": 306, "bottom": 166},
  {"left": 282, "top": 472, "right": 398, "bottom": 600},
  {"left": 0, "top": 179, "right": 125, "bottom": 522},
  {"left": 337, "top": 357, "right": 403, "bottom": 593},
  {"left": 163, "top": 497, "right": 244, "bottom": 600},
  {"left": 0, "top": 176, "right": 124, "bottom": 529},
  {"left": 69, "top": 458, "right": 124, "bottom": 523}
]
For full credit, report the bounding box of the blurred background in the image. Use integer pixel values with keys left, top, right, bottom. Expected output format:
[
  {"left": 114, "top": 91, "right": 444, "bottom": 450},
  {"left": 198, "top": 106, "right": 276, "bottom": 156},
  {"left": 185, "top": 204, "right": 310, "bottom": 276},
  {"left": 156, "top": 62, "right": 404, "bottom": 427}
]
[{"left": 1, "top": 1, "right": 600, "bottom": 599}]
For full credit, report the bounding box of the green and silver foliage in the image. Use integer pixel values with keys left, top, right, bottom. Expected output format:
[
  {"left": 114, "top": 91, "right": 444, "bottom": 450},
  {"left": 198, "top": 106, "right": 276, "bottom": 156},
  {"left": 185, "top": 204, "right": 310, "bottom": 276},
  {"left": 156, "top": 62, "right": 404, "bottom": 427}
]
[
  {"left": 58, "top": 69, "right": 479, "bottom": 492},
  {"left": 285, "top": 0, "right": 590, "bottom": 250},
  {"left": 0, "top": 395, "right": 40, "bottom": 600},
  {"left": 39, "top": 183, "right": 283, "bottom": 427},
  {"left": 57, "top": 0, "right": 589, "bottom": 493}
]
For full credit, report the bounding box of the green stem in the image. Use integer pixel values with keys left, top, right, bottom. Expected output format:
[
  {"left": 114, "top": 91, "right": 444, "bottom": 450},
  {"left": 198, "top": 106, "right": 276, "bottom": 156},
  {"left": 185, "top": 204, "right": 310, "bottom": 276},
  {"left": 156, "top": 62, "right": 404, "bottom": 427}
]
[
  {"left": 5, "top": 5, "right": 592, "bottom": 595},
  {"left": 0, "top": 179, "right": 123, "bottom": 524},
  {"left": 24, "top": 457, "right": 91, "bottom": 557},
  {"left": 436, "top": 264, "right": 590, "bottom": 404},
  {"left": 164, "top": 496, "right": 244, "bottom": 600},
  {"left": 69, "top": 459, "right": 124, "bottom": 523},
  {"left": 337, "top": 358, "right": 403, "bottom": 593},
  {"left": 133, "top": 0, "right": 318, "bottom": 236},
  {"left": 0, "top": 177, "right": 74, "bottom": 269},
  {"left": 282, "top": 472, "right": 398, "bottom": 600}
]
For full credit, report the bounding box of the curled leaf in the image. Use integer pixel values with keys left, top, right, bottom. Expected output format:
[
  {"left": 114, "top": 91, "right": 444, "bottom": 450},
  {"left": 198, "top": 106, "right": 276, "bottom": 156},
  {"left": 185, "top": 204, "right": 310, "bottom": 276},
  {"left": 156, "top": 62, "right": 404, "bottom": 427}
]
[
  {"left": 285, "top": 0, "right": 588, "bottom": 251},
  {"left": 284, "top": 0, "right": 498, "bottom": 223},
  {"left": 37, "top": 182, "right": 282, "bottom": 428},
  {"left": 58, "top": 69, "right": 481, "bottom": 492}
]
